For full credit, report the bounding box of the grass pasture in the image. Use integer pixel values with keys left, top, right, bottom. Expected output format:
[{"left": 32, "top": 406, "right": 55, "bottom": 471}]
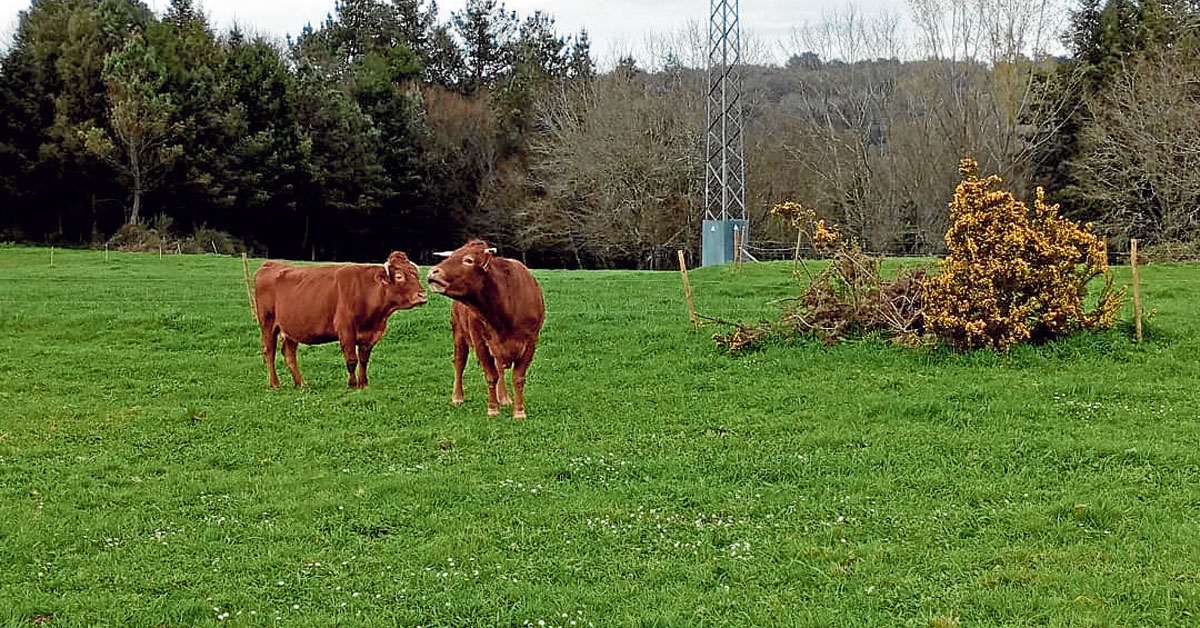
[{"left": 1, "top": 244, "right": 1198, "bottom": 627}]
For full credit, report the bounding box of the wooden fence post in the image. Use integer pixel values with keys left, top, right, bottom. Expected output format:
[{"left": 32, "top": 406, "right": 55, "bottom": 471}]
[
  {"left": 1131, "top": 239, "right": 1142, "bottom": 343},
  {"left": 733, "top": 227, "right": 743, "bottom": 270},
  {"left": 677, "top": 249, "right": 698, "bottom": 330},
  {"left": 243, "top": 253, "right": 260, "bottom": 324},
  {"left": 792, "top": 229, "right": 803, "bottom": 277}
]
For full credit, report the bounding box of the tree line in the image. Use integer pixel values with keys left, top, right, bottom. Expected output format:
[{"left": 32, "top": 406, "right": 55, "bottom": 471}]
[{"left": 0, "top": 0, "right": 1197, "bottom": 267}]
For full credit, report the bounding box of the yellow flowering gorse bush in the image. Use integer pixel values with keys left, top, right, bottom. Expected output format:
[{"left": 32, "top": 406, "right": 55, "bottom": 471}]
[
  {"left": 768, "top": 201, "right": 840, "bottom": 251},
  {"left": 769, "top": 201, "right": 816, "bottom": 230},
  {"left": 925, "top": 159, "right": 1124, "bottom": 351}
]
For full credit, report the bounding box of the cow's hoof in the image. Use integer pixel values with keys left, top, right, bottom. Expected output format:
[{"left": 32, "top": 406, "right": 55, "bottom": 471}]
[
  {"left": 487, "top": 407, "right": 501, "bottom": 417},
  {"left": 451, "top": 396, "right": 464, "bottom": 406},
  {"left": 512, "top": 410, "right": 527, "bottom": 420}
]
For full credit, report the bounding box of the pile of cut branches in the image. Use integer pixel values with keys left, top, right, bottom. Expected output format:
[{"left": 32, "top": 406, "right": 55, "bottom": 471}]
[{"left": 711, "top": 203, "right": 927, "bottom": 353}]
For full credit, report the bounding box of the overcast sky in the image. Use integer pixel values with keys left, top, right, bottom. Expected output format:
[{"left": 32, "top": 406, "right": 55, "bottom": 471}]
[{"left": 1, "top": 0, "right": 921, "bottom": 64}]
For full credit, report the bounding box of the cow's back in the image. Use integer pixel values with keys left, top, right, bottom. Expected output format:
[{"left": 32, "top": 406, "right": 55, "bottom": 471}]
[{"left": 255, "top": 261, "right": 341, "bottom": 344}]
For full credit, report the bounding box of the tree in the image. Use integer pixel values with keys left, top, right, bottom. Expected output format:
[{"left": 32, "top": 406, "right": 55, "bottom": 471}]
[
  {"left": 79, "top": 30, "right": 181, "bottom": 226},
  {"left": 452, "top": 0, "right": 517, "bottom": 92},
  {"left": 492, "top": 11, "right": 568, "bottom": 147},
  {"left": 523, "top": 72, "right": 703, "bottom": 268},
  {"left": 513, "top": 11, "right": 567, "bottom": 79},
  {"left": 222, "top": 31, "right": 309, "bottom": 255},
  {"left": 1073, "top": 49, "right": 1200, "bottom": 241},
  {"left": 1058, "top": 0, "right": 1200, "bottom": 235},
  {"left": 424, "top": 23, "right": 466, "bottom": 87},
  {"left": 394, "top": 0, "right": 438, "bottom": 57},
  {"left": 0, "top": 0, "right": 151, "bottom": 240},
  {"left": 346, "top": 41, "right": 427, "bottom": 255},
  {"left": 150, "top": 0, "right": 244, "bottom": 231},
  {"left": 567, "top": 29, "right": 595, "bottom": 81}
]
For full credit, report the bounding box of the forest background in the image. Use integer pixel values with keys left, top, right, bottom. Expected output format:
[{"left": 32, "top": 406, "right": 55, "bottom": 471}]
[{"left": 1, "top": 0, "right": 1197, "bottom": 268}]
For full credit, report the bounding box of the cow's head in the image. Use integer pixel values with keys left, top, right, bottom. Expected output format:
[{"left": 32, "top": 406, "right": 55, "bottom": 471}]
[
  {"left": 426, "top": 239, "right": 496, "bottom": 299},
  {"left": 380, "top": 251, "right": 427, "bottom": 308}
]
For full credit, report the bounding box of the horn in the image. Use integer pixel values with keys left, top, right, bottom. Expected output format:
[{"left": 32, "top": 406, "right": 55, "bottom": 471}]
[
  {"left": 433, "top": 250, "right": 454, "bottom": 257},
  {"left": 484, "top": 247, "right": 497, "bottom": 254}
]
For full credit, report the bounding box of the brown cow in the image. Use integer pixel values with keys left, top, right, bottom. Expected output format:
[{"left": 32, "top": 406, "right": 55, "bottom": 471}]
[
  {"left": 254, "top": 251, "right": 427, "bottom": 389},
  {"left": 426, "top": 240, "right": 545, "bottom": 419}
]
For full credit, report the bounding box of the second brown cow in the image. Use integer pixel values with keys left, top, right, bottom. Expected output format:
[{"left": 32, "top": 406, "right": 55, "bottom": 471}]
[
  {"left": 426, "top": 240, "right": 545, "bottom": 419},
  {"left": 254, "top": 251, "right": 427, "bottom": 389}
]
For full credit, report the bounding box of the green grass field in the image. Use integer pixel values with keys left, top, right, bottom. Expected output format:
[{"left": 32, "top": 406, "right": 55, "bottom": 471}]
[{"left": 1, "top": 244, "right": 1197, "bottom": 627}]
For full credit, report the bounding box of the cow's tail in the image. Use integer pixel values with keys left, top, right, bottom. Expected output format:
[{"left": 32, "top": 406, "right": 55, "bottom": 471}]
[{"left": 242, "top": 253, "right": 260, "bottom": 325}]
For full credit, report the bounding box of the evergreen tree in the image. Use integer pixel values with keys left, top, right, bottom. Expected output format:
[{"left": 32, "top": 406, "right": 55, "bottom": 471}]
[
  {"left": 514, "top": 11, "right": 567, "bottom": 79},
  {"left": 222, "top": 31, "right": 309, "bottom": 256},
  {"left": 393, "top": 0, "right": 437, "bottom": 57},
  {"left": 151, "top": 0, "right": 242, "bottom": 230},
  {"left": 423, "top": 23, "right": 465, "bottom": 88},
  {"left": 566, "top": 29, "right": 595, "bottom": 81},
  {"left": 452, "top": 0, "right": 517, "bottom": 92}
]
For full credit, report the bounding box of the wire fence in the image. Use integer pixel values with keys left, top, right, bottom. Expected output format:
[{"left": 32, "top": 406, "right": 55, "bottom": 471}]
[
  {"left": 7, "top": 241, "right": 1184, "bottom": 275},
  {"left": 742, "top": 240, "right": 1147, "bottom": 263},
  {"left": 2, "top": 245, "right": 1196, "bottom": 325}
]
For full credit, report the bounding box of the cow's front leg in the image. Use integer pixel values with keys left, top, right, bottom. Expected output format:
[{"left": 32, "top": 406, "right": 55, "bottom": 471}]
[
  {"left": 339, "top": 334, "right": 360, "bottom": 389},
  {"left": 451, "top": 333, "right": 468, "bottom": 406},
  {"left": 356, "top": 341, "right": 374, "bottom": 389},
  {"left": 475, "top": 345, "right": 501, "bottom": 416},
  {"left": 355, "top": 331, "right": 384, "bottom": 389},
  {"left": 494, "top": 357, "right": 512, "bottom": 407}
]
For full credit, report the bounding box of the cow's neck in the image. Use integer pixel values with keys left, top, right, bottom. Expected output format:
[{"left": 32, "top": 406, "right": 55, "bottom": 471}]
[
  {"left": 377, "top": 302, "right": 401, "bottom": 324},
  {"left": 466, "top": 266, "right": 517, "bottom": 333},
  {"left": 371, "top": 285, "right": 402, "bottom": 325}
]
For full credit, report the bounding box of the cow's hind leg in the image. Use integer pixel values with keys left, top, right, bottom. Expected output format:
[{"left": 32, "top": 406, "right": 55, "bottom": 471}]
[
  {"left": 282, "top": 335, "right": 305, "bottom": 388},
  {"left": 474, "top": 343, "right": 501, "bottom": 417},
  {"left": 511, "top": 343, "right": 537, "bottom": 420},
  {"left": 261, "top": 319, "right": 281, "bottom": 389}
]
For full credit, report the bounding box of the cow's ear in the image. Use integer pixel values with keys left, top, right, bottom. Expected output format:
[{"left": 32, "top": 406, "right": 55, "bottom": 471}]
[
  {"left": 480, "top": 248, "right": 494, "bottom": 272},
  {"left": 376, "top": 267, "right": 392, "bottom": 285}
]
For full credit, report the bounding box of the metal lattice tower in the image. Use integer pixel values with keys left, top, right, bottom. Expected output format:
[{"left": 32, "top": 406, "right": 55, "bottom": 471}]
[{"left": 704, "top": 0, "right": 746, "bottom": 223}]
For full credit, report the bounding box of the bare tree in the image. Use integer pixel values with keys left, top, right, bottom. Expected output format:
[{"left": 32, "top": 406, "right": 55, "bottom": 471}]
[
  {"left": 522, "top": 73, "right": 703, "bottom": 268},
  {"left": 1076, "top": 51, "right": 1200, "bottom": 241},
  {"left": 788, "top": 6, "right": 909, "bottom": 63}
]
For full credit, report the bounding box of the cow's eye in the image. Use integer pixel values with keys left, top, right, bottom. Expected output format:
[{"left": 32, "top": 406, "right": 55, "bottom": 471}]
[
  {"left": 394, "top": 273, "right": 405, "bottom": 282},
  {"left": 463, "top": 256, "right": 475, "bottom": 266}
]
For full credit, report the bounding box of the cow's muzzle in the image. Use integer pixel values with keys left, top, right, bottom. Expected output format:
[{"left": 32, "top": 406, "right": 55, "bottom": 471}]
[{"left": 426, "top": 268, "right": 448, "bottom": 293}]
